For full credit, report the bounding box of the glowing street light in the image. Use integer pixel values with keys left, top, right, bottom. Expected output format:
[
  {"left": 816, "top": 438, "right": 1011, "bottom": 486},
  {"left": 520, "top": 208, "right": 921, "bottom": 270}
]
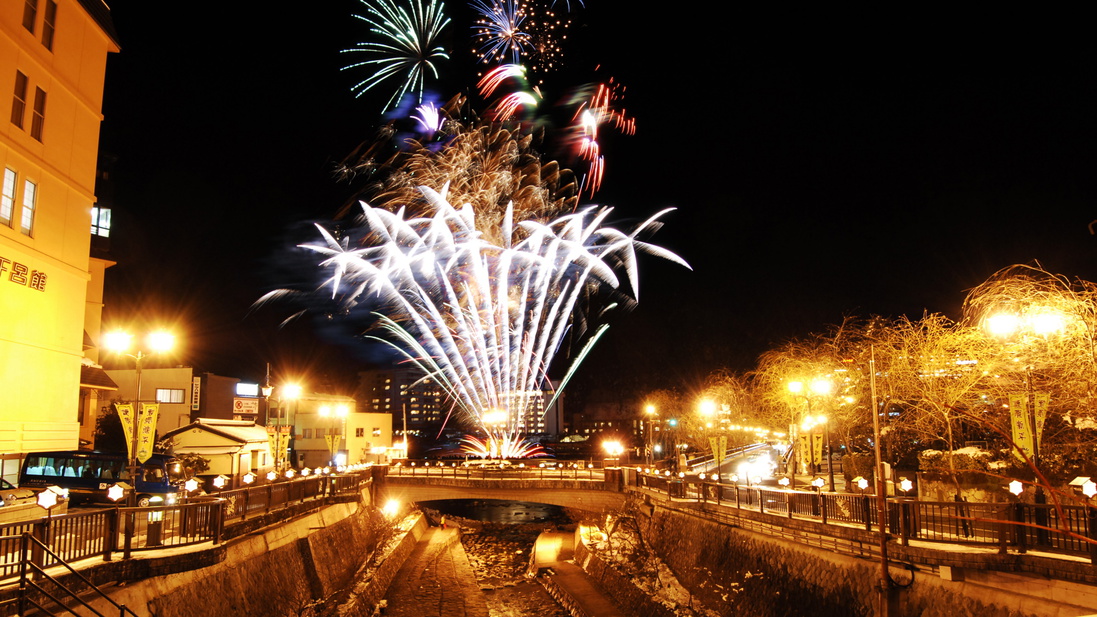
[{"left": 103, "top": 328, "right": 177, "bottom": 506}]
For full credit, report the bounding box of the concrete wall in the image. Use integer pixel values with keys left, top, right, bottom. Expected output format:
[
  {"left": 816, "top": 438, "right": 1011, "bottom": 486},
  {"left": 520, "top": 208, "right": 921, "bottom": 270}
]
[
  {"left": 61, "top": 490, "right": 400, "bottom": 617},
  {"left": 635, "top": 500, "right": 1097, "bottom": 617}
]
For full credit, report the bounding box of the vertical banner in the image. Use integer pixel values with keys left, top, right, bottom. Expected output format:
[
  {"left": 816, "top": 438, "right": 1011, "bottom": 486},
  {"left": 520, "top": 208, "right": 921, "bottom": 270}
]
[
  {"left": 797, "top": 434, "right": 810, "bottom": 473},
  {"left": 1009, "top": 393, "right": 1031, "bottom": 461},
  {"left": 326, "top": 434, "right": 337, "bottom": 457},
  {"left": 279, "top": 425, "right": 291, "bottom": 465},
  {"left": 266, "top": 426, "right": 278, "bottom": 463},
  {"left": 136, "top": 403, "right": 159, "bottom": 463},
  {"left": 1034, "top": 392, "right": 1050, "bottom": 451},
  {"left": 811, "top": 433, "right": 824, "bottom": 467},
  {"left": 115, "top": 403, "right": 135, "bottom": 460},
  {"left": 191, "top": 377, "right": 201, "bottom": 411}
]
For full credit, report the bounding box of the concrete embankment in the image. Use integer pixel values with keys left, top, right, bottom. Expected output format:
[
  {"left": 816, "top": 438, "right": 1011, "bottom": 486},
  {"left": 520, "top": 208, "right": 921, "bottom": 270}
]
[
  {"left": 26, "top": 492, "right": 416, "bottom": 617},
  {"left": 635, "top": 497, "right": 1097, "bottom": 617}
]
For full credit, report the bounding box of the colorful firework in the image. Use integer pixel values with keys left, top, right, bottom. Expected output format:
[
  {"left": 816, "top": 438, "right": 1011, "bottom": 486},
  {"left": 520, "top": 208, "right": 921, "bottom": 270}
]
[
  {"left": 460, "top": 433, "right": 545, "bottom": 459},
  {"left": 341, "top": 0, "right": 452, "bottom": 112},
  {"left": 287, "top": 185, "right": 688, "bottom": 435},
  {"left": 470, "top": 0, "right": 534, "bottom": 65},
  {"left": 565, "top": 78, "right": 635, "bottom": 196}
]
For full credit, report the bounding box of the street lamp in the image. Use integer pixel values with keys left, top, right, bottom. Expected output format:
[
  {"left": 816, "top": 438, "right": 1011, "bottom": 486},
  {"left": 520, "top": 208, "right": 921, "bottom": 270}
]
[
  {"left": 103, "top": 329, "right": 176, "bottom": 506},
  {"left": 787, "top": 378, "right": 832, "bottom": 489},
  {"left": 276, "top": 383, "right": 302, "bottom": 470},
  {"left": 644, "top": 404, "right": 656, "bottom": 465},
  {"left": 319, "top": 404, "right": 349, "bottom": 466}
]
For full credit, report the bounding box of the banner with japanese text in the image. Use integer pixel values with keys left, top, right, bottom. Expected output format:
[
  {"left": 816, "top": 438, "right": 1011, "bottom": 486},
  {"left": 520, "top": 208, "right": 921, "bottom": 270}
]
[
  {"left": 1009, "top": 393, "right": 1031, "bottom": 461},
  {"left": 811, "top": 433, "right": 824, "bottom": 467},
  {"left": 137, "top": 404, "right": 159, "bottom": 463},
  {"left": 115, "top": 403, "right": 135, "bottom": 460},
  {"left": 1034, "top": 392, "right": 1049, "bottom": 451}
]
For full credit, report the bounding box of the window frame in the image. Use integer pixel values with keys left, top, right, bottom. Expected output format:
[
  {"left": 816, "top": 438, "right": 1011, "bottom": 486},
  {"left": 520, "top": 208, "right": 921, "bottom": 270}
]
[
  {"left": 11, "top": 71, "right": 28, "bottom": 129},
  {"left": 20, "top": 178, "right": 36, "bottom": 236},
  {"left": 154, "top": 388, "right": 186, "bottom": 404},
  {"left": 41, "top": 0, "right": 56, "bottom": 50},
  {"left": 30, "top": 86, "right": 46, "bottom": 141},
  {"left": 1, "top": 168, "right": 16, "bottom": 227}
]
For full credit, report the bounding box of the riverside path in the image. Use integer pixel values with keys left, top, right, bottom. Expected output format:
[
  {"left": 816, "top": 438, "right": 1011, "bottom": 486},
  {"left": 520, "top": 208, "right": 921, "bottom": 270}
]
[{"left": 381, "top": 526, "right": 489, "bottom": 617}]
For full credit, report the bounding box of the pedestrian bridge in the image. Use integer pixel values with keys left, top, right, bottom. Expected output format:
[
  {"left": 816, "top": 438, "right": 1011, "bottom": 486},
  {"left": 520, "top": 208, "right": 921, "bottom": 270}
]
[{"left": 378, "top": 467, "right": 626, "bottom": 513}]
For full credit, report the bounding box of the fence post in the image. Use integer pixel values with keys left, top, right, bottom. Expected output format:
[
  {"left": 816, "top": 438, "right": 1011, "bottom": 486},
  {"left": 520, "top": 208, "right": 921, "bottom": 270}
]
[
  {"left": 862, "top": 494, "right": 872, "bottom": 532},
  {"left": 103, "top": 507, "right": 119, "bottom": 562},
  {"left": 1087, "top": 505, "right": 1097, "bottom": 565},
  {"left": 1014, "top": 502, "right": 1027, "bottom": 554},
  {"left": 899, "top": 500, "right": 910, "bottom": 546}
]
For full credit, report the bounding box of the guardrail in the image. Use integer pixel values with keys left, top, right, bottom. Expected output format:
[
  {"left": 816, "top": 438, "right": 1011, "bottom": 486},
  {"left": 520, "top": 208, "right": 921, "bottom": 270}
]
[
  {"left": 388, "top": 460, "right": 605, "bottom": 481},
  {"left": 0, "top": 470, "right": 371, "bottom": 581},
  {"left": 631, "top": 472, "right": 1097, "bottom": 564}
]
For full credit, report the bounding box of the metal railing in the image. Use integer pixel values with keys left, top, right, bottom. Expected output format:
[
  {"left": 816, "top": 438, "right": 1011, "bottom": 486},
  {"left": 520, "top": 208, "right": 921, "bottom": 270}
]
[
  {"left": 0, "top": 532, "right": 138, "bottom": 616},
  {"left": 0, "top": 470, "right": 371, "bottom": 581},
  {"left": 388, "top": 459, "right": 605, "bottom": 480},
  {"left": 630, "top": 472, "right": 1097, "bottom": 564}
]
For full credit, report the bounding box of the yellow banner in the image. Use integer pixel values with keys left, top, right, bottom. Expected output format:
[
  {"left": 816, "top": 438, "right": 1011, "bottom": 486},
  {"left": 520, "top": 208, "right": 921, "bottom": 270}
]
[
  {"left": 811, "top": 433, "right": 824, "bottom": 466},
  {"left": 116, "top": 403, "right": 135, "bottom": 460},
  {"left": 136, "top": 403, "right": 159, "bottom": 463},
  {"left": 1009, "top": 393, "right": 1032, "bottom": 462},
  {"left": 1034, "top": 392, "right": 1049, "bottom": 451}
]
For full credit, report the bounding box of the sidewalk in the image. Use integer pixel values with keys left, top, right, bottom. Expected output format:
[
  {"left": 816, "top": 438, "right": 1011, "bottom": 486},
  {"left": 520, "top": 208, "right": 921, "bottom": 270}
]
[
  {"left": 533, "top": 531, "right": 626, "bottom": 617},
  {"left": 381, "top": 527, "right": 489, "bottom": 617}
]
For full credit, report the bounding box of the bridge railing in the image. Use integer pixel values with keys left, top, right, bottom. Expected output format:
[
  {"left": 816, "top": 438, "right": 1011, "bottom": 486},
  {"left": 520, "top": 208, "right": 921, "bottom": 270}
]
[
  {"left": 630, "top": 471, "right": 1097, "bottom": 563},
  {"left": 388, "top": 460, "right": 604, "bottom": 481},
  {"left": 0, "top": 470, "right": 371, "bottom": 581}
]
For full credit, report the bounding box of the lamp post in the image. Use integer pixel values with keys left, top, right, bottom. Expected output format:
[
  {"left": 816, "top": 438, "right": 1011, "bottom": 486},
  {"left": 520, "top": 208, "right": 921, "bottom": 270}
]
[
  {"left": 788, "top": 378, "right": 832, "bottom": 489},
  {"left": 319, "top": 403, "right": 349, "bottom": 466},
  {"left": 103, "top": 329, "right": 175, "bottom": 506},
  {"left": 644, "top": 404, "right": 656, "bottom": 466},
  {"left": 277, "top": 384, "right": 302, "bottom": 470}
]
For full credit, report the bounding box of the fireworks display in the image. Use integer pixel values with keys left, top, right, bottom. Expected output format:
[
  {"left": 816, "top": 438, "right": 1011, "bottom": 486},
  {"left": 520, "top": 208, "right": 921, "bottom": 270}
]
[
  {"left": 288, "top": 185, "right": 687, "bottom": 443},
  {"left": 319, "top": 0, "right": 671, "bottom": 450},
  {"left": 471, "top": 0, "right": 534, "bottom": 65},
  {"left": 340, "top": 0, "right": 452, "bottom": 112}
]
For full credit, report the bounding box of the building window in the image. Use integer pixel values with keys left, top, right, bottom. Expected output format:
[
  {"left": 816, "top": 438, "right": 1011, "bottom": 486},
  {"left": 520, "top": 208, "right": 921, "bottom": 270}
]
[
  {"left": 355, "top": 427, "right": 364, "bottom": 437},
  {"left": 30, "top": 87, "right": 45, "bottom": 141},
  {"left": 20, "top": 179, "right": 36, "bottom": 236},
  {"left": 11, "top": 72, "right": 27, "bottom": 129},
  {"left": 41, "top": 0, "right": 56, "bottom": 50},
  {"left": 91, "top": 206, "right": 111, "bottom": 237},
  {"left": 372, "top": 428, "right": 381, "bottom": 437},
  {"left": 22, "top": 0, "right": 38, "bottom": 33},
  {"left": 155, "top": 388, "right": 185, "bottom": 404},
  {"left": 1, "top": 168, "right": 15, "bottom": 227},
  {"left": 303, "top": 429, "right": 312, "bottom": 439}
]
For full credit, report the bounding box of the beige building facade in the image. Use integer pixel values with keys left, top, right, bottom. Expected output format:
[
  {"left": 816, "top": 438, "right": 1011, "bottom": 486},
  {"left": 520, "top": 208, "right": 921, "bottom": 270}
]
[{"left": 0, "top": 1, "right": 118, "bottom": 459}]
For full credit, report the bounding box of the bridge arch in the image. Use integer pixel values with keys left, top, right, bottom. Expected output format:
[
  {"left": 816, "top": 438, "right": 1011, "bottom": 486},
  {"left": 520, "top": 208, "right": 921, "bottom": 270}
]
[{"left": 378, "top": 478, "right": 627, "bottom": 514}]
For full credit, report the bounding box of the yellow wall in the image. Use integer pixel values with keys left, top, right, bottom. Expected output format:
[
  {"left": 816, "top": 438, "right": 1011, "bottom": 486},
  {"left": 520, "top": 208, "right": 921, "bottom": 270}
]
[{"left": 0, "top": 1, "right": 117, "bottom": 454}]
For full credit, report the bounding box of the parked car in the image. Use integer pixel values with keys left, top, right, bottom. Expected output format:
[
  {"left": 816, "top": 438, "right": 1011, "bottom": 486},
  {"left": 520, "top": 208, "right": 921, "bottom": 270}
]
[{"left": 1, "top": 479, "right": 35, "bottom": 507}]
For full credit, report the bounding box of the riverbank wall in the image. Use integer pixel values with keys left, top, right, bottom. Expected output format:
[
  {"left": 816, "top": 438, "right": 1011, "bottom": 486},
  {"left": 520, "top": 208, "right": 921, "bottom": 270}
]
[
  {"left": 634, "top": 497, "right": 1097, "bottom": 617},
  {"left": 21, "top": 489, "right": 426, "bottom": 617}
]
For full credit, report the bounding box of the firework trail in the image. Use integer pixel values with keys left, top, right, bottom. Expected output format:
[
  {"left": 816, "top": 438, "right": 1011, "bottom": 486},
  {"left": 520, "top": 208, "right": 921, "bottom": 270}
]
[
  {"left": 287, "top": 184, "right": 688, "bottom": 439},
  {"left": 341, "top": 0, "right": 452, "bottom": 112}
]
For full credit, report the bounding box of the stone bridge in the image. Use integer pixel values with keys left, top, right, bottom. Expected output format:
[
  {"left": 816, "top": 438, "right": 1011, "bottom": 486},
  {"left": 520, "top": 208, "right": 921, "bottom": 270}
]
[{"left": 377, "top": 473, "right": 627, "bottom": 513}]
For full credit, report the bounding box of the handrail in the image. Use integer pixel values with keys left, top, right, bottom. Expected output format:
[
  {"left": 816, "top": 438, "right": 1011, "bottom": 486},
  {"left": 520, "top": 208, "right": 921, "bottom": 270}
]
[{"left": 17, "top": 531, "right": 138, "bottom": 616}]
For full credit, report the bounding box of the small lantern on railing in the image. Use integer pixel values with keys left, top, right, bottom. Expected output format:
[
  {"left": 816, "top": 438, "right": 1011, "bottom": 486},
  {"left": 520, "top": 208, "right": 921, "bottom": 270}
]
[
  {"left": 266, "top": 471, "right": 278, "bottom": 482},
  {"left": 285, "top": 469, "right": 296, "bottom": 479},
  {"left": 711, "top": 473, "right": 719, "bottom": 483},
  {"left": 184, "top": 478, "right": 200, "bottom": 494},
  {"left": 678, "top": 472, "right": 685, "bottom": 479},
  {"left": 899, "top": 477, "right": 914, "bottom": 495},
  {"left": 300, "top": 468, "right": 311, "bottom": 477},
  {"left": 242, "top": 472, "right": 256, "bottom": 485},
  {"left": 1009, "top": 479, "right": 1025, "bottom": 496},
  {"left": 778, "top": 476, "right": 790, "bottom": 488},
  {"left": 730, "top": 473, "right": 739, "bottom": 486},
  {"left": 699, "top": 473, "right": 706, "bottom": 481},
  {"left": 812, "top": 477, "right": 825, "bottom": 492},
  {"left": 854, "top": 476, "right": 869, "bottom": 493},
  {"left": 212, "top": 475, "right": 228, "bottom": 490},
  {"left": 107, "top": 482, "right": 130, "bottom": 503}
]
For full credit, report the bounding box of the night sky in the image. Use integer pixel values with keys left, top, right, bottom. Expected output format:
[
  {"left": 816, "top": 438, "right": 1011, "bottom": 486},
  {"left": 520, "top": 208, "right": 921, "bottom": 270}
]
[{"left": 97, "top": 3, "right": 1097, "bottom": 400}]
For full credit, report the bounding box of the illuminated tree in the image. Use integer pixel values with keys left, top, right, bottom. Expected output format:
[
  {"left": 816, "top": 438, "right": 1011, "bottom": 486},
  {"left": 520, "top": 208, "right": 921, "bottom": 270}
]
[{"left": 879, "top": 312, "right": 1006, "bottom": 476}]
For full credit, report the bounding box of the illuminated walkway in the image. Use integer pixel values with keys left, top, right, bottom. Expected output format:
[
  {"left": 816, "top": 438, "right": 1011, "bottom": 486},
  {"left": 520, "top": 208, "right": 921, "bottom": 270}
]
[{"left": 381, "top": 527, "right": 489, "bottom": 617}]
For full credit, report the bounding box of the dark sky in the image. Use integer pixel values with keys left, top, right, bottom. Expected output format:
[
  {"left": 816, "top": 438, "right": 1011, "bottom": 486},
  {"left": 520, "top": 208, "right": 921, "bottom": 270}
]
[{"left": 97, "top": 3, "right": 1097, "bottom": 398}]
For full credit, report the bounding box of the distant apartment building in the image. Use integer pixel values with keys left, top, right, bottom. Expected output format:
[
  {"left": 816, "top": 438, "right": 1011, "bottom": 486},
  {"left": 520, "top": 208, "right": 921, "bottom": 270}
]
[
  {"left": 355, "top": 367, "right": 563, "bottom": 438},
  {"left": 0, "top": 1, "right": 119, "bottom": 475}
]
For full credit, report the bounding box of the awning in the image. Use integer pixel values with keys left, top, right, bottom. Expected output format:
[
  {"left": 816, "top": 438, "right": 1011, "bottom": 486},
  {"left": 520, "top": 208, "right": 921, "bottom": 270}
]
[{"left": 80, "top": 365, "right": 118, "bottom": 390}]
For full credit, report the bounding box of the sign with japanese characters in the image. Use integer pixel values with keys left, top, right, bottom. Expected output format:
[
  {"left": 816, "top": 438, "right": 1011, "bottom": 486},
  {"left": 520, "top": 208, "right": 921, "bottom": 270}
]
[{"left": 0, "top": 256, "right": 47, "bottom": 291}]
